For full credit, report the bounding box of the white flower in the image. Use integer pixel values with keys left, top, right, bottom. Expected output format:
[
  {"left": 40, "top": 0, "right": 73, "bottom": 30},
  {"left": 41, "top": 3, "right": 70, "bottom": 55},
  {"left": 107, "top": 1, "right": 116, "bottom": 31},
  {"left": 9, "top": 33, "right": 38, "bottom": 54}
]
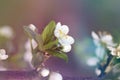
[
  {"left": 108, "top": 45, "right": 120, "bottom": 58},
  {"left": 24, "top": 39, "right": 37, "bottom": 67},
  {"left": 48, "top": 72, "right": 63, "bottom": 80},
  {"left": 95, "top": 47, "right": 106, "bottom": 59},
  {"left": 25, "top": 39, "right": 37, "bottom": 51},
  {"left": 54, "top": 22, "right": 74, "bottom": 52},
  {"left": 0, "top": 26, "right": 13, "bottom": 38},
  {"left": 29, "top": 24, "right": 36, "bottom": 31},
  {"left": 0, "top": 66, "right": 7, "bottom": 71},
  {"left": 91, "top": 31, "right": 116, "bottom": 47},
  {"left": 87, "top": 57, "right": 99, "bottom": 66},
  {"left": 95, "top": 68, "right": 101, "bottom": 76},
  {"left": 59, "top": 35, "right": 74, "bottom": 45},
  {"left": 62, "top": 44, "right": 71, "bottom": 52},
  {"left": 54, "top": 22, "right": 69, "bottom": 38},
  {"left": 0, "top": 49, "right": 8, "bottom": 60},
  {"left": 40, "top": 68, "right": 50, "bottom": 77}
]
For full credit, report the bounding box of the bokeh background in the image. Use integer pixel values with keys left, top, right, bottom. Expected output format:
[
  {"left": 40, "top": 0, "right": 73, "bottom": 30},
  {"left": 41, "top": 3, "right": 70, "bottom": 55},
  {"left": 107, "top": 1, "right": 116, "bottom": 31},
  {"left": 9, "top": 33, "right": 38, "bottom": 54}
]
[{"left": 0, "top": 0, "right": 120, "bottom": 79}]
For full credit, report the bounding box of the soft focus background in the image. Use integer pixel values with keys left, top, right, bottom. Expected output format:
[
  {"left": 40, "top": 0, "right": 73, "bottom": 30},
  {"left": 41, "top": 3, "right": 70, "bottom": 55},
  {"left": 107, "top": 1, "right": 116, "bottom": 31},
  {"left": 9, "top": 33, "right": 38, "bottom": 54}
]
[{"left": 0, "top": 0, "right": 120, "bottom": 79}]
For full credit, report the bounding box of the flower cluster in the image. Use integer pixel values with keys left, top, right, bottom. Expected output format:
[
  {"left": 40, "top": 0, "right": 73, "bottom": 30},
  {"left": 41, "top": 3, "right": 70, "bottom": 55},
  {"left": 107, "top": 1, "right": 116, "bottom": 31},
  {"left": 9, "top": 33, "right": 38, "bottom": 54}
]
[
  {"left": 91, "top": 31, "right": 120, "bottom": 77},
  {"left": 91, "top": 31, "right": 116, "bottom": 59},
  {"left": 91, "top": 31, "right": 116, "bottom": 47},
  {"left": 0, "top": 49, "right": 8, "bottom": 60},
  {"left": 23, "top": 21, "right": 74, "bottom": 80},
  {"left": 54, "top": 22, "right": 74, "bottom": 52}
]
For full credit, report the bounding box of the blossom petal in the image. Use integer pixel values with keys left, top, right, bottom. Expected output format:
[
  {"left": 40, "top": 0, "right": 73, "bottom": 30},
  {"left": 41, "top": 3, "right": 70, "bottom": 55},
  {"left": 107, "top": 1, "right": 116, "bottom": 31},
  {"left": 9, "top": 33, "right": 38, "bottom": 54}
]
[
  {"left": 62, "top": 45, "right": 71, "bottom": 52},
  {"left": 54, "top": 22, "right": 69, "bottom": 38},
  {"left": 55, "top": 22, "right": 62, "bottom": 30},
  {"left": 59, "top": 35, "right": 74, "bottom": 45},
  {"left": 91, "top": 31, "right": 99, "bottom": 41},
  {"left": 102, "top": 34, "right": 113, "bottom": 41},
  {"left": 0, "top": 55, "right": 8, "bottom": 60},
  {"left": 61, "top": 25, "right": 69, "bottom": 35},
  {"left": 0, "top": 49, "right": 6, "bottom": 55},
  {"left": 95, "top": 68, "right": 101, "bottom": 76},
  {"left": 0, "top": 26, "right": 13, "bottom": 38},
  {"left": 40, "top": 68, "right": 50, "bottom": 77},
  {"left": 48, "top": 72, "right": 63, "bottom": 80},
  {"left": 87, "top": 57, "right": 99, "bottom": 66},
  {"left": 95, "top": 47, "right": 105, "bottom": 59},
  {"left": 29, "top": 24, "right": 36, "bottom": 31}
]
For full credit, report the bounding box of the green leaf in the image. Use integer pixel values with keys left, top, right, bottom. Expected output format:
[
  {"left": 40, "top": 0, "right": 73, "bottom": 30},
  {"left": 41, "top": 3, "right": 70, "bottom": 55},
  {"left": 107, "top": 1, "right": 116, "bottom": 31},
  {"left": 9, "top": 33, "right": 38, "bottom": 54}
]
[
  {"left": 32, "top": 52, "right": 44, "bottom": 68},
  {"left": 47, "top": 50, "right": 68, "bottom": 62},
  {"left": 43, "top": 39, "right": 58, "bottom": 50},
  {"left": 35, "top": 34, "right": 43, "bottom": 51},
  {"left": 41, "top": 21, "right": 56, "bottom": 45},
  {"left": 55, "top": 52, "right": 68, "bottom": 62}
]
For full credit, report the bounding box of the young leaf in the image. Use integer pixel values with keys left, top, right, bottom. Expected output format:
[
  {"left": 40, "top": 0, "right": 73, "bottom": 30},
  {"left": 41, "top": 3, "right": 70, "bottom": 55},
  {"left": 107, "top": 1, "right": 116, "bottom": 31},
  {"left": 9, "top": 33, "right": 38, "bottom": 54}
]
[
  {"left": 47, "top": 50, "right": 68, "bottom": 62},
  {"left": 24, "top": 26, "right": 43, "bottom": 51},
  {"left": 41, "top": 21, "right": 56, "bottom": 45},
  {"left": 55, "top": 52, "right": 68, "bottom": 62},
  {"left": 23, "top": 26, "right": 38, "bottom": 41},
  {"left": 35, "top": 34, "right": 43, "bottom": 51},
  {"left": 43, "top": 39, "right": 58, "bottom": 50},
  {"left": 32, "top": 52, "right": 44, "bottom": 68}
]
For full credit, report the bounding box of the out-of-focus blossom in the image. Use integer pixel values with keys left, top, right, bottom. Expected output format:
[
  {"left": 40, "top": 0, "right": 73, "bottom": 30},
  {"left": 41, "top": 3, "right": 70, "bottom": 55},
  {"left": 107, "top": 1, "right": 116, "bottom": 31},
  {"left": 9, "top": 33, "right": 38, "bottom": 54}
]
[
  {"left": 0, "top": 66, "right": 7, "bottom": 71},
  {"left": 95, "top": 68, "right": 101, "bottom": 76},
  {"left": 25, "top": 39, "right": 37, "bottom": 51},
  {"left": 95, "top": 47, "right": 106, "bottom": 59},
  {"left": 0, "top": 26, "right": 14, "bottom": 39},
  {"left": 48, "top": 72, "right": 63, "bottom": 80},
  {"left": 28, "top": 24, "right": 36, "bottom": 31},
  {"left": 40, "top": 68, "right": 50, "bottom": 77},
  {"left": 92, "top": 31, "right": 116, "bottom": 60},
  {"left": 108, "top": 45, "right": 120, "bottom": 58},
  {"left": 54, "top": 22, "right": 74, "bottom": 52},
  {"left": 86, "top": 57, "right": 99, "bottom": 66},
  {"left": 24, "top": 39, "right": 37, "bottom": 67},
  {"left": 91, "top": 31, "right": 116, "bottom": 47},
  {"left": 0, "top": 49, "right": 8, "bottom": 60}
]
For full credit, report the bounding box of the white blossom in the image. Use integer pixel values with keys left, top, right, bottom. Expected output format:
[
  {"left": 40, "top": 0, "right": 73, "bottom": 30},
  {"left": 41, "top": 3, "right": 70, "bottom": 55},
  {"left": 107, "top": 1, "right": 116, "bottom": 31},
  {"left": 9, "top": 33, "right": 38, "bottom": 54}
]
[
  {"left": 59, "top": 35, "right": 74, "bottom": 45},
  {"left": 95, "top": 68, "right": 101, "bottom": 76},
  {"left": 0, "top": 49, "right": 8, "bottom": 60},
  {"left": 0, "top": 66, "right": 7, "bottom": 71},
  {"left": 62, "top": 44, "right": 71, "bottom": 52},
  {"left": 40, "top": 68, "right": 50, "bottom": 77},
  {"left": 48, "top": 72, "right": 63, "bottom": 80},
  {"left": 87, "top": 57, "right": 99, "bottom": 66},
  {"left": 0, "top": 26, "right": 13, "bottom": 38},
  {"left": 108, "top": 45, "right": 120, "bottom": 58},
  {"left": 95, "top": 47, "right": 106, "bottom": 59},
  {"left": 24, "top": 39, "right": 37, "bottom": 67},
  {"left": 54, "top": 22, "right": 69, "bottom": 38},
  {"left": 91, "top": 31, "right": 116, "bottom": 47},
  {"left": 54, "top": 22, "right": 74, "bottom": 53},
  {"left": 29, "top": 24, "right": 36, "bottom": 31}
]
